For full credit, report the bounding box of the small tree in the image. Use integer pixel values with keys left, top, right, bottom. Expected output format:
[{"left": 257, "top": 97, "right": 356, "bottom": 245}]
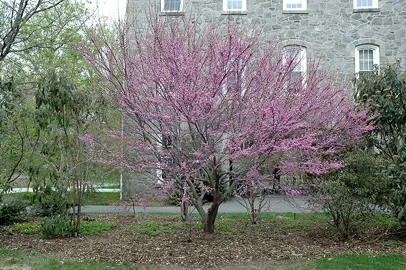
[
  {"left": 88, "top": 17, "right": 370, "bottom": 235},
  {"left": 234, "top": 179, "right": 268, "bottom": 224},
  {"left": 34, "top": 71, "right": 105, "bottom": 236},
  {"left": 354, "top": 64, "right": 406, "bottom": 222}
]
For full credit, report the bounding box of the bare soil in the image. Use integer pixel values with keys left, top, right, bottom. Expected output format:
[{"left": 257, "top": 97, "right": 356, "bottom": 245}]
[{"left": 1, "top": 214, "right": 406, "bottom": 269}]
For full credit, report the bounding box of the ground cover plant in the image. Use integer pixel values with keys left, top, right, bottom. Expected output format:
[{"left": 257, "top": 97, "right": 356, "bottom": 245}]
[
  {"left": 4, "top": 219, "right": 115, "bottom": 238},
  {"left": 1, "top": 213, "right": 406, "bottom": 269}
]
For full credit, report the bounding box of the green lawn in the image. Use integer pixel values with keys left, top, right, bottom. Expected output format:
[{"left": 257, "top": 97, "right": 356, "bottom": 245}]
[
  {"left": 0, "top": 249, "right": 137, "bottom": 270},
  {"left": 2, "top": 249, "right": 405, "bottom": 270},
  {"left": 83, "top": 192, "right": 120, "bottom": 205},
  {"left": 3, "top": 191, "right": 121, "bottom": 206},
  {"left": 305, "top": 254, "right": 406, "bottom": 270}
]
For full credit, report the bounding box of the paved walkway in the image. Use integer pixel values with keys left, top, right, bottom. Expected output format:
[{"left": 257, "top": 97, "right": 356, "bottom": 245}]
[
  {"left": 8, "top": 187, "right": 120, "bottom": 193},
  {"left": 81, "top": 195, "right": 313, "bottom": 214}
]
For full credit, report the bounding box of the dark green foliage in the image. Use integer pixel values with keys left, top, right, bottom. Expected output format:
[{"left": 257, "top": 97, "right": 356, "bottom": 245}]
[
  {"left": 354, "top": 64, "right": 406, "bottom": 222},
  {"left": 308, "top": 150, "right": 387, "bottom": 239},
  {"left": 30, "top": 186, "right": 70, "bottom": 217},
  {"left": 0, "top": 198, "right": 27, "bottom": 225},
  {"left": 354, "top": 64, "right": 406, "bottom": 159},
  {"left": 40, "top": 215, "right": 73, "bottom": 238}
]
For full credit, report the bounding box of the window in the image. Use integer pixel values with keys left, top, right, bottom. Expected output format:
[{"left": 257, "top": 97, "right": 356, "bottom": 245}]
[
  {"left": 223, "top": 0, "right": 247, "bottom": 11},
  {"left": 155, "top": 133, "right": 175, "bottom": 185},
  {"left": 283, "top": 45, "right": 307, "bottom": 84},
  {"left": 355, "top": 45, "right": 379, "bottom": 75},
  {"left": 161, "top": 0, "right": 183, "bottom": 12},
  {"left": 353, "top": 0, "right": 378, "bottom": 9},
  {"left": 222, "top": 58, "right": 247, "bottom": 97},
  {"left": 283, "top": 0, "right": 307, "bottom": 10}
]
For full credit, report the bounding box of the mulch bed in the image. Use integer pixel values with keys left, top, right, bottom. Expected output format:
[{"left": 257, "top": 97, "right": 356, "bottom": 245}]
[{"left": 1, "top": 214, "right": 406, "bottom": 269}]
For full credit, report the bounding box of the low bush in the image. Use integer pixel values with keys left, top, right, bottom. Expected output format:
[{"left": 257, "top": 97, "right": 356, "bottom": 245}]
[
  {"left": 41, "top": 215, "right": 73, "bottom": 238},
  {"left": 0, "top": 198, "right": 27, "bottom": 225},
  {"left": 307, "top": 149, "right": 389, "bottom": 239},
  {"left": 31, "top": 186, "right": 71, "bottom": 217}
]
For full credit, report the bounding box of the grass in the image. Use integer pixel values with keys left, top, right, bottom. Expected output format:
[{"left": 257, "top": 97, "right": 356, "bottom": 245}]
[
  {"left": 0, "top": 249, "right": 137, "bottom": 270},
  {"left": 83, "top": 192, "right": 120, "bottom": 205},
  {"left": 4, "top": 191, "right": 121, "bottom": 206},
  {"left": 96, "top": 184, "right": 121, "bottom": 189},
  {"left": 305, "top": 254, "right": 406, "bottom": 270},
  {"left": 3, "top": 192, "right": 33, "bottom": 201},
  {"left": 3, "top": 250, "right": 405, "bottom": 270}
]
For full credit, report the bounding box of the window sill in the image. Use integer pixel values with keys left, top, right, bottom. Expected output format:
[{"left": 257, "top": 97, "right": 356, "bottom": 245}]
[
  {"left": 353, "top": 8, "right": 380, "bottom": 13},
  {"left": 159, "top": 11, "right": 185, "bottom": 16},
  {"left": 221, "top": 11, "right": 248, "bottom": 15},
  {"left": 282, "top": 10, "right": 308, "bottom": 14}
]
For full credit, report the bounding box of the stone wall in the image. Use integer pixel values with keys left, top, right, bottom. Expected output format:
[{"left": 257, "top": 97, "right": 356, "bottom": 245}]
[{"left": 126, "top": 0, "right": 406, "bottom": 84}]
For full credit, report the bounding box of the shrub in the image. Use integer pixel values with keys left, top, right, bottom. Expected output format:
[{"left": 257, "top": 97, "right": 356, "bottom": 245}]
[
  {"left": 0, "top": 198, "right": 27, "bottom": 225},
  {"left": 31, "top": 186, "right": 70, "bottom": 217},
  {"left": 307, "top": 149, "right": 388, "bottom": 239},
  {"left": 354, "top": 64, "right": 406, "bottom": 223},
  {"left": 40, "top": 214, "right": 73, "bottom": 238}
]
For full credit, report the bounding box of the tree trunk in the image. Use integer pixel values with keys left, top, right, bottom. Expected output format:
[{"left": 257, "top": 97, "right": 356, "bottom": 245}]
[
  {"left": 204, "top": 202, "right": 220, "bottom": 234},
  {"left": 180, "top": 201, "right": 189, "bottom": 221}
]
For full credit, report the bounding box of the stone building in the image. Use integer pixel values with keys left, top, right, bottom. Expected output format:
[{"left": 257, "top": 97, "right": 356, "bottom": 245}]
[
  {"left": 122, "top": 0, "right": 406, "bottom": 199},
  {"left": 126, "top": 0, "right": 406, "bottom": 83}
]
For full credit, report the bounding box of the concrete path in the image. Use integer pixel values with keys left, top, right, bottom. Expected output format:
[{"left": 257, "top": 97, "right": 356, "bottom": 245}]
[
  {"left": 8, "top": 187, "right": 120, "bottom": 193},
  {"left": 81, "top": 195, "right": 313, "bottom": 214}
]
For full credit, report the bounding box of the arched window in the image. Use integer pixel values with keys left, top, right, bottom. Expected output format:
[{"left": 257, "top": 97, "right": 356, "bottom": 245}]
[
  {"left": 355, "top": 44, "right": 380, "bottom": 75},
  {"left": 283, "top": 45, "right": 307, "bottom": 83}
]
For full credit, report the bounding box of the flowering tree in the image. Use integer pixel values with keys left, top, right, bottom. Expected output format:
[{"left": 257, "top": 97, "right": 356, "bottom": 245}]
[{"left": 87, "top": 18, "right": 371, "bottom": 234}]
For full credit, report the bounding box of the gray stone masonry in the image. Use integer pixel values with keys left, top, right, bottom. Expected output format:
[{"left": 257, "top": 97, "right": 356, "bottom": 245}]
[{"left": 126, "top": 0, "right": 406, "bottom": 86}]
